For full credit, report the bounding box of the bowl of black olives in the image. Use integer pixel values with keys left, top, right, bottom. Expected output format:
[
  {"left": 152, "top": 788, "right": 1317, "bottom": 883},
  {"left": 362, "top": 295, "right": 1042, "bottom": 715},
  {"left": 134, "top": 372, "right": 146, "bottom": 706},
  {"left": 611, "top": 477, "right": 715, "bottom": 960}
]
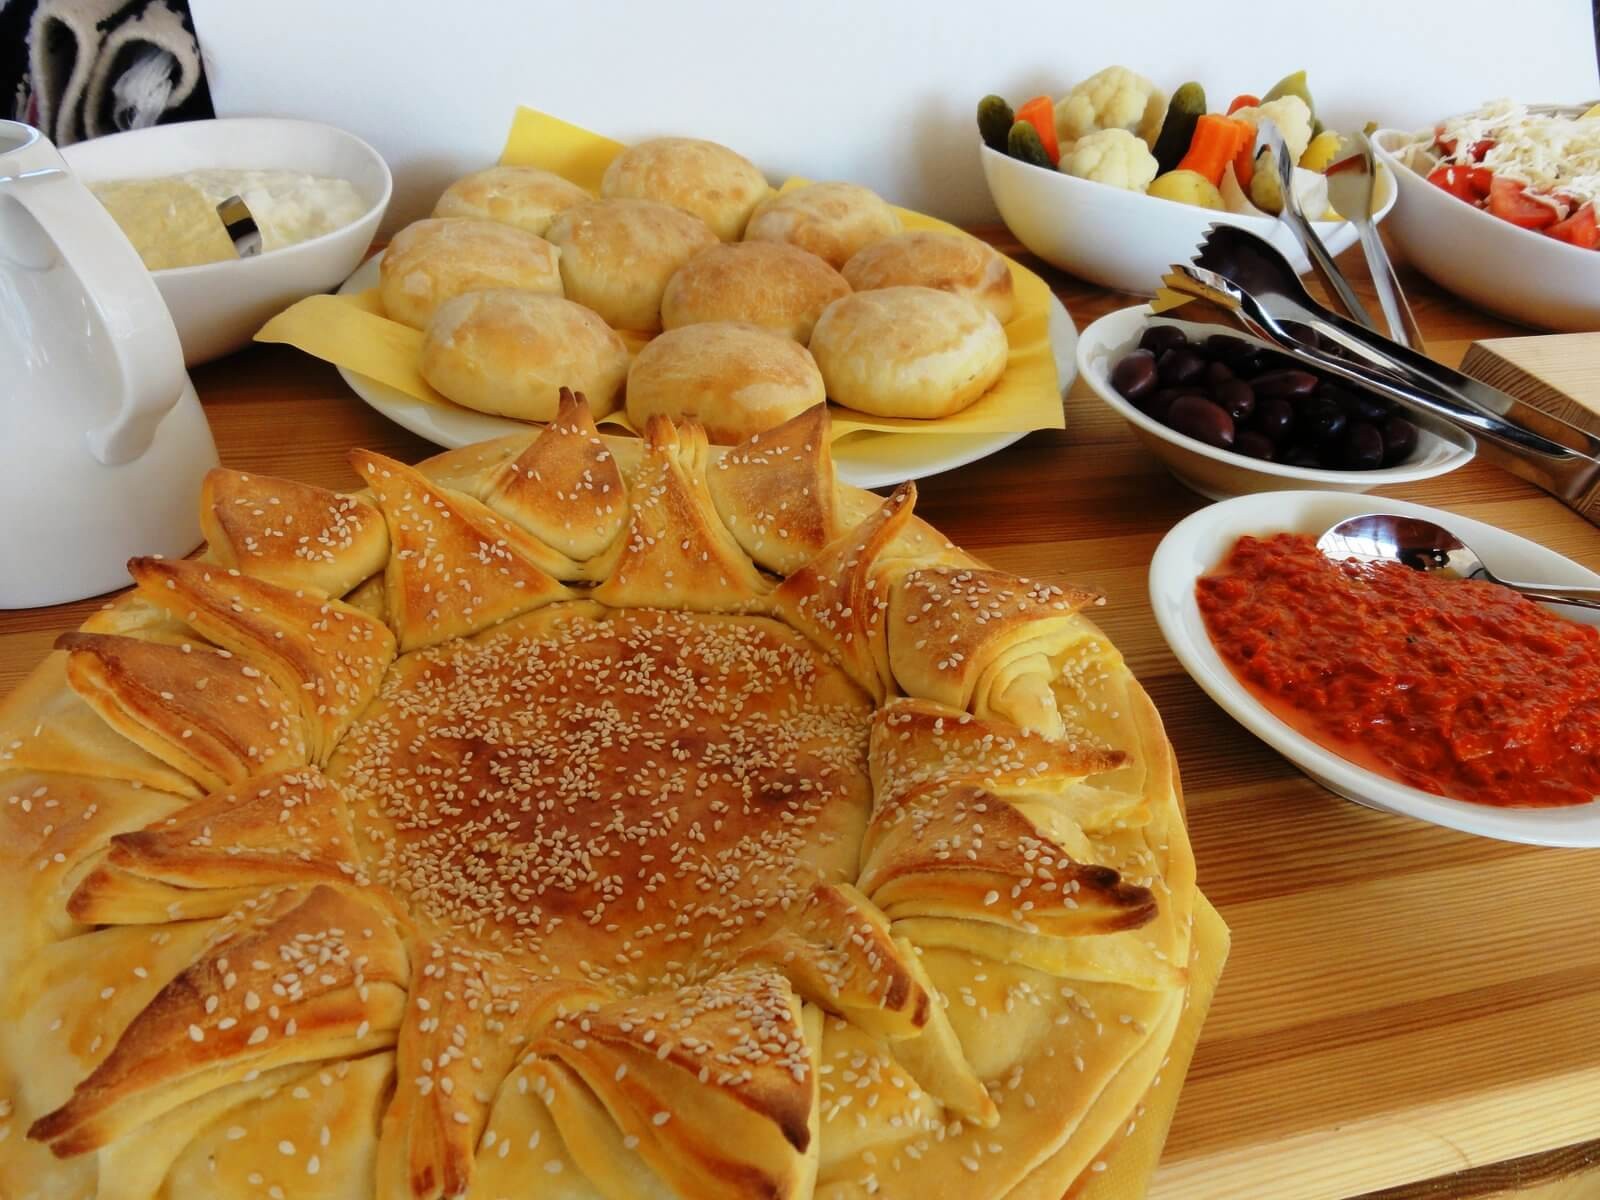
[{"left": 1076, "top": 306, "right": 1473, "bottom": 500}]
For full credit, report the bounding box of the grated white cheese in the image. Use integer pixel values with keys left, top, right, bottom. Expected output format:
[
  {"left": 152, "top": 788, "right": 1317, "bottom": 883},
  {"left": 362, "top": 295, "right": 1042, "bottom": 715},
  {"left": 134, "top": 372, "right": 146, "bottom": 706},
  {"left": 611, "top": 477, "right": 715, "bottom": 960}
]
[{"left": 1408, "top": 99, "right": 1600, "bottom": 215}]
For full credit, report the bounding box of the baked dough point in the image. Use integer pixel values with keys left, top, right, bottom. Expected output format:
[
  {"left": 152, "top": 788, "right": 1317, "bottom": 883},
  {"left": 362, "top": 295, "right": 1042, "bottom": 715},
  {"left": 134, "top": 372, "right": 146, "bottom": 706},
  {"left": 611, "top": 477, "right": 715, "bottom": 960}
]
[{"left": 328, "top": 603, "right": 873, "bottom": 993}]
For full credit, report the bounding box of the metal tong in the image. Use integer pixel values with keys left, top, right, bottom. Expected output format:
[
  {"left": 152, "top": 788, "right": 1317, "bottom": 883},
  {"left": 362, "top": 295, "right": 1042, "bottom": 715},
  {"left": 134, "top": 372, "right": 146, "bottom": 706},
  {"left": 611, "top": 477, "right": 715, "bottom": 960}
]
[{"left": 1156, "top": 223, "right": 1600, "bottom": 513}]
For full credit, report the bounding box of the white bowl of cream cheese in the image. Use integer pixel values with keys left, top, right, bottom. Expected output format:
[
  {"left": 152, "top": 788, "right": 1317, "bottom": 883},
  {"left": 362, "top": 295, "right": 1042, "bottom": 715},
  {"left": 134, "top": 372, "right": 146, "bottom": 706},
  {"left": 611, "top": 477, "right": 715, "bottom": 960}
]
[{"left": 63, "top": 117, "right": 391, "bottom": 364}]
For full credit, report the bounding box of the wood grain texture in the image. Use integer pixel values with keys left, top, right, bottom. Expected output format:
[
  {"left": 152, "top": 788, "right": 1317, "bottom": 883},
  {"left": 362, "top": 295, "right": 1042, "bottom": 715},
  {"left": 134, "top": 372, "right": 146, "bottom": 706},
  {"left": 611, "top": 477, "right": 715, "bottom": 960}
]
[
  {"left": 3, "top": 234, "right": 1598, "bottom": 1200},
  {"left": 1461, "top": 334, "right": 1600, "bottom": 435}
]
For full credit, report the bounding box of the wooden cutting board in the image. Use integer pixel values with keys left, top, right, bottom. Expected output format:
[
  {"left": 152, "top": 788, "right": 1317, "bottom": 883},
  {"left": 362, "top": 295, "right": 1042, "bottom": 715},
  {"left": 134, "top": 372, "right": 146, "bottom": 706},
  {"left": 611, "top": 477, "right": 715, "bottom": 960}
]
[{"left": 1460, "top": 333, "right": 1600, "bottom": 436}]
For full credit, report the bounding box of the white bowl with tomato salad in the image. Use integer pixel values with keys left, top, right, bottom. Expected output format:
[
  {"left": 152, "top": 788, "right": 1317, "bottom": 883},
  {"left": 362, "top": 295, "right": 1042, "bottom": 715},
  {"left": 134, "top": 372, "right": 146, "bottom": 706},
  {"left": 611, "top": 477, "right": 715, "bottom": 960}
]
[
  {"left": 1151, "top": 490, "right": 1600, "bottom": 846},
  {"left": 1374, "top": 102, "right": 1600, "bottom": 331}
]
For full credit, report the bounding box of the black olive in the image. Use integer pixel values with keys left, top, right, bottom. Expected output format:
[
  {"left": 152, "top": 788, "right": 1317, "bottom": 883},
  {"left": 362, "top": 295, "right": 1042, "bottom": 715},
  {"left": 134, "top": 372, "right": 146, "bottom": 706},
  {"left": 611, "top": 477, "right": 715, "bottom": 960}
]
[
  {"left": 1252, "top": 369, "right": 1320, "bottom": 399},
  {"left": 1164, "top": 394, "right": 1236, "bottom": 448},
  {"left": 1249, "top": 395, "right": 1295, "bottom": 444},
  {"left": 1214, "top": 378, "right": 1256, "bottom": 423},
  {"left": 1110, "top": 349, "right": 1159, "bottom": 401},
  {"left": 1157, "top": 346, "right": 1207, "bottom": 386},
  {"left": 1339, "top": 422, "right": 1386, "bottom": 470},
  {"left": 1381, "top": 416, "right": 1420, "bottom": 465},
  {"left": 1234, "top": 430, "right": 1276, "bottom": 460},
  {"left": 1139, "top": 325, "right": 1189, "bottom": 356}
]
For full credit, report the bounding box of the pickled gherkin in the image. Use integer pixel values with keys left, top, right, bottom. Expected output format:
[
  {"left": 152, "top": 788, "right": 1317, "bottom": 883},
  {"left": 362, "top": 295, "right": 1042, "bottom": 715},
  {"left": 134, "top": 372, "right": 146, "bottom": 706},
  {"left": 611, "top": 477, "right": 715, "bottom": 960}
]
[
  {"left": 1007, "top": 121, "right": 1055, "bottom": 169},
  {"left": 1150, "top": 83, "right": 1207, "bottom": 174},
  {"left": 978, "top": 95, "right": 1015, "bottom": 152}
]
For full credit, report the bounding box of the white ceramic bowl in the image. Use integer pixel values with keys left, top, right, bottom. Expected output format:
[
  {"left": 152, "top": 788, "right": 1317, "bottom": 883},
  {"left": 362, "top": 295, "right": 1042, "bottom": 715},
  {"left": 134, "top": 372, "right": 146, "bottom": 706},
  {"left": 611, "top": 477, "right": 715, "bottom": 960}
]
[
  {"left": 63, "top": 117, "right": 391, "bottom": 365},
  {"left": 1076, "top": 304, "right": 1473, "bottom": 500},
  {"left": 1373, "top": 128, "right": 1600, "bottom": 331},
  {"left": 1150, "top": 490, "right": 1600, "bottom": 846},
  {"left": 982, "top": 140, "right": 1395, "bottom": 295}
]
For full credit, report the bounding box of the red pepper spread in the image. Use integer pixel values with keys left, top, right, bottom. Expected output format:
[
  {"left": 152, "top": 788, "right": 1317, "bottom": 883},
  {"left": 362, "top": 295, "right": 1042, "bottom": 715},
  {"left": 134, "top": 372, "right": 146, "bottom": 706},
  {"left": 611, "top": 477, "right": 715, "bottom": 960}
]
[{"left": 1196, "top": 532, "right": 1600, "bottom": 808}]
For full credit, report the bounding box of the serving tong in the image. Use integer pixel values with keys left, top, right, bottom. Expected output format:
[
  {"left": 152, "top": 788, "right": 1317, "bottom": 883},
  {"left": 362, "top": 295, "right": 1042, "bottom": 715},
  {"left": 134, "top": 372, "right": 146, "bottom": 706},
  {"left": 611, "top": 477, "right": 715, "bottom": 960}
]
[{"left": 1154, "top": 223, "right": 1600, "bottom": 518}]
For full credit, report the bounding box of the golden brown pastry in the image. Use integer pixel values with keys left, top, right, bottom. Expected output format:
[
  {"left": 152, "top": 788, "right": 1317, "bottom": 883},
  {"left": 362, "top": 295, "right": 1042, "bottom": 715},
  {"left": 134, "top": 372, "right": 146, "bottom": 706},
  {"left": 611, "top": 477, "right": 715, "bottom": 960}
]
[
  {"left": 625, "top": 320, "right": 825, "bottom": 444},
  {"left": 771, "top": 482, "right": 916, "bottom": 701},
  {"left": 378, "top": 217, "right": 562, "bottom": 329},
  {"left": 706, "top": 403, "right": 838, "bottom": 573},
  {"left": 842, "top": 230, "right": 1017, "bottom": 324},
  {"left": 56, "top": 631, "right": 306, "bottom": 794},
  {"left": 601, "top": 136, "right": 771, "bottom": 240},
  {"left": 480, "top": 387, "right": 629, "bottom": 561},
  {"left": 351, "top": 448, "right": 573, "bottom": 650},
  {"left": 810, "top": 285, "right": 1009, "bottom": 419},
  {"left": 886, "top": 566, "right": 1100, "bottom": 740},
  {"left": 125, "top": 556, "right": 396, "bottom": 764},
  {"left": 1, "top": 405, "right": 1196, "bottom": 1200},
  {"left": 590, "top": 416, "right": 770, "bottom": 610},
  {"left": 199, "top": 467, "right": 389, "bottom": 597},
  {"left": 743, "top": 181, "right": 903, "bottom": 269},
  {"left": 432, "top": 164, "right": 592, "bottom": 234},
  {"left": 419, "top": 288, "right": 630, "bottom": 421},
  {"left": 544, "top": 197, "right": 718, "bottom": 332},
  {"left": 661, "top": 239, "right": 850, "bottom": 343}
]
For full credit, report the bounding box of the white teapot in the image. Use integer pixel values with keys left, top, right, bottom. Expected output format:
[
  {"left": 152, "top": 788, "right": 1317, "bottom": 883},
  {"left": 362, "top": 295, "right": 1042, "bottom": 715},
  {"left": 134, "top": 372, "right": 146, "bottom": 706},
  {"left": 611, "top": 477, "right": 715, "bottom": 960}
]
[{"left": 0, "top": 120, "right": 218, "bottom": 608}]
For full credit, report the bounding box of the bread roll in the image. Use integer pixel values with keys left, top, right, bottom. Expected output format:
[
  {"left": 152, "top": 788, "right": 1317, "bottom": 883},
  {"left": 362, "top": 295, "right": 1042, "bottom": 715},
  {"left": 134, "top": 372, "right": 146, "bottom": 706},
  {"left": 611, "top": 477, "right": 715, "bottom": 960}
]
[
  {"left": 661, "top": 241, "right": 850, "bottom": 343},
  {"left": 432, "top": 165, "right": 592, "bottom": 235},
  {"left": 743, "top": 182, "right": 902, "bottom": 269},
  {"left": 809, "top": 286, "right": 1008, "bottom": 419},
  {"left": 626, "top": 322, "right": 825, "bottom": 444},
  {"left": 842, "top": 231, "right": 1016, "bottom": 324},
  {"left": 601, "top": 137, "right": 771, "bottom": 241},
  {"left": 379, "top": 218, "right": 562, "bottom": 329},
  {"left": 544, "top": 198, "right": 718, "bottom": 333},
  {"left": 420, "top": 289, "right": 629, "bottom": 421}
]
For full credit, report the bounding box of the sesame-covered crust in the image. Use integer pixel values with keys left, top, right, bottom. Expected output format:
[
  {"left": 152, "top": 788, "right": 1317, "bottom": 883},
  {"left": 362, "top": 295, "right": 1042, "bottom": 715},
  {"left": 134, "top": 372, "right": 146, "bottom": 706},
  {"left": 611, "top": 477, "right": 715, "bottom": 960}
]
[{"left": 0, "top": 402, "right": 1195, "bottom": 1199}]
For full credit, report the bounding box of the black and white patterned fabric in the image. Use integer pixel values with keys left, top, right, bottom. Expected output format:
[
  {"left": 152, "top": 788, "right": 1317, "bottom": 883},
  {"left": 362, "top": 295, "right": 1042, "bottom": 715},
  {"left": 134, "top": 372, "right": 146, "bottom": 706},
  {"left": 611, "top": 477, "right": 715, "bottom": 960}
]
[{"left": 2, "top": 0, "right": 213, "bottom": 145}]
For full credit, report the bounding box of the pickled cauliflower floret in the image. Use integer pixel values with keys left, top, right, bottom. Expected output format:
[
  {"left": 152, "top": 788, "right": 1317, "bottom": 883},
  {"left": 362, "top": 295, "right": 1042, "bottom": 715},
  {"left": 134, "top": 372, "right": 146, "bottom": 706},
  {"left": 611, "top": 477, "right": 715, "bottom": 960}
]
[
  {"left": 1230, "top": 95, "right": 1313, "bottom": 165},
  {"left": 1060, "top": 128, "right": 1159, "bottom": 192},
  {"left": 1054, "top": 66, "right": 1167, "bottom": 149}
]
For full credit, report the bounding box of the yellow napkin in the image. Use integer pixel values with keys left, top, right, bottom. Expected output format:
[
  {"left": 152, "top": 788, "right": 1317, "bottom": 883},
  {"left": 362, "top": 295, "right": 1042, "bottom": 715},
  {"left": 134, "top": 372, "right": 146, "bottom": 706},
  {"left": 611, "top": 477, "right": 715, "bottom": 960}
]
[
  {"left": 257, "top": 106, "right": 1065, "bottom": 443},
  {"left": 1078, "top": 893, "right": 1230, "bottom": 1200}
]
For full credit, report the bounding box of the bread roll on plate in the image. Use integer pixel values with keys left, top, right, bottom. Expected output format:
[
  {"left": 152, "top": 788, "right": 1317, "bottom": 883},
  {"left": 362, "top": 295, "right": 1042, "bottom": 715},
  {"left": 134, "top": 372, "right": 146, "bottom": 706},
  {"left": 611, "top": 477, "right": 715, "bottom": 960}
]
[
  {"left": 743, "top": 182, "right": 902, "bottom": 269},
  {"left": 379, "top": 218, "right": 562, "bottom": 329},
  {"left": 545, "top": 198, "right": 718, "bottom": 333},
  {"left": 809, "top": 286, "right": 1007, "bottom": 419},
  {"left": 420, "top": 289, "right": 630, "bottom": 421},
  {"left": 432, "top": 165, "right": 592, "bottom": 235},
  {"left": 602, "top": 137, "right": 771, "bottom": 241},
  {"left": 842, "top": 230, "right": 1016, "bottom": 324},
  {"left": 626, "top": 321, "right": 825, "bottom": 444},
  {"left": 661, "top": 241, "right": 850, "bottom": 343}
]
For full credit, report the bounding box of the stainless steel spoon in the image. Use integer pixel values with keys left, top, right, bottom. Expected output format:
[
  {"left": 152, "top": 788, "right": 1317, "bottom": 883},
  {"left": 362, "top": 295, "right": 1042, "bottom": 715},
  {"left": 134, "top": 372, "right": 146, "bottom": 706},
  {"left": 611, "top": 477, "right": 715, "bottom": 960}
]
[
  {"left": 1317, "top": 513, "right": 1600, "bottom": 610},
  {"left": 1324, "top": 133, "right": 1424, "bottom": 351}
]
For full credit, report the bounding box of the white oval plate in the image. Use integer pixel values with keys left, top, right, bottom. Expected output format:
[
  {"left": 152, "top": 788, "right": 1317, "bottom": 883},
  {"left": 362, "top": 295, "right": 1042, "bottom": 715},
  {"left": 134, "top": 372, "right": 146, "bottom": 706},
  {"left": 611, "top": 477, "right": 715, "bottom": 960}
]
[
  {"left": 1151, "top": 490, "right": 1600, "bottom": 846},
  {"left": 333, "top": 254, "right": 1077, "bottom": 490}
]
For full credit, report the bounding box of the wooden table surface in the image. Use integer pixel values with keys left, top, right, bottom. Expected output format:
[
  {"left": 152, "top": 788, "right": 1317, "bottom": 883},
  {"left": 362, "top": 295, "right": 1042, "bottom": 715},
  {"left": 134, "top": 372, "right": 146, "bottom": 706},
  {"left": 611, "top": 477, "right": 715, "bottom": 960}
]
[{"left": 4, "top": 235, "right": 1598, "bottom": 1199}]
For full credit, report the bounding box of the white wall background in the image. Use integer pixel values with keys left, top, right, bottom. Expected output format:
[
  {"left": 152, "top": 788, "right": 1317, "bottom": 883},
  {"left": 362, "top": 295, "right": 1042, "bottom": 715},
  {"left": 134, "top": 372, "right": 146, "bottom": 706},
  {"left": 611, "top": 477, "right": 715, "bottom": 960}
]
[{"left": 192, "top": 0, "right": 1599, "bottom": 230}]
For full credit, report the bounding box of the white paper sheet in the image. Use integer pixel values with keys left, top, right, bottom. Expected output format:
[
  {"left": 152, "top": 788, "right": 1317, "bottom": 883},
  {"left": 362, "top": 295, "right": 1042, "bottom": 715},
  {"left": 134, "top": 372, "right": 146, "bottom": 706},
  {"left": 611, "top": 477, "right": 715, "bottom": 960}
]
[{"left": 191, "top": 0, "right": 1599, "bottom": 228}]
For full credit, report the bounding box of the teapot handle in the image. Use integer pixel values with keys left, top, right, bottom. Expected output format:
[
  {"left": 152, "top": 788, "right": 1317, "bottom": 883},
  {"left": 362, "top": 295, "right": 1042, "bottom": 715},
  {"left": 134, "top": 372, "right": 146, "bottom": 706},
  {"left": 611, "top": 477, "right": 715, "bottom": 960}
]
[{"left": 5, "top": 166, "right": 189, "bottom": 466}]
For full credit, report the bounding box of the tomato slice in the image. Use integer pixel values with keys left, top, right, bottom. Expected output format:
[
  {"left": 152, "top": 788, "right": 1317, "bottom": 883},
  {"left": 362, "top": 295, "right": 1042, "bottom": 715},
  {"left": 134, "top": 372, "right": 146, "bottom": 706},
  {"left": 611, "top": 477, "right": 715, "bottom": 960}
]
[
  {"left": 1547, "top": 203, "right": 1599, "bottom": 249},
  {"left": 1435, "top": 134, "right": 1495, "bottom": 161},
  {"left": 1427, "top": 164, "right": 1493, "bottom": 204},
  {"left": 1487, "top": 177, "right": 1561, "bottom": 230}
]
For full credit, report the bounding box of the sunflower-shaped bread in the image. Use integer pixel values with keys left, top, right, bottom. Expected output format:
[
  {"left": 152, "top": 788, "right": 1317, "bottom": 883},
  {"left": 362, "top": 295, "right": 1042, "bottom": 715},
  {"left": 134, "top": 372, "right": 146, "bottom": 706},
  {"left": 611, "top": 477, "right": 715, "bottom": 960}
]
[{"left": 0, "top": 396, "right": 1196, "bottom": 1199}]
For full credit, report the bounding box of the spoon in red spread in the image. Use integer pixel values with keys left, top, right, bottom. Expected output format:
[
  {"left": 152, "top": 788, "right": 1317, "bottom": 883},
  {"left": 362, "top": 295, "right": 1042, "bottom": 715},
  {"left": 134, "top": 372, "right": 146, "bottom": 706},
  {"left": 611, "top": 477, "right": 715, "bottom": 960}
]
[{"left": 1317, "top": 513, "right": 1600, "bottom": 610}]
